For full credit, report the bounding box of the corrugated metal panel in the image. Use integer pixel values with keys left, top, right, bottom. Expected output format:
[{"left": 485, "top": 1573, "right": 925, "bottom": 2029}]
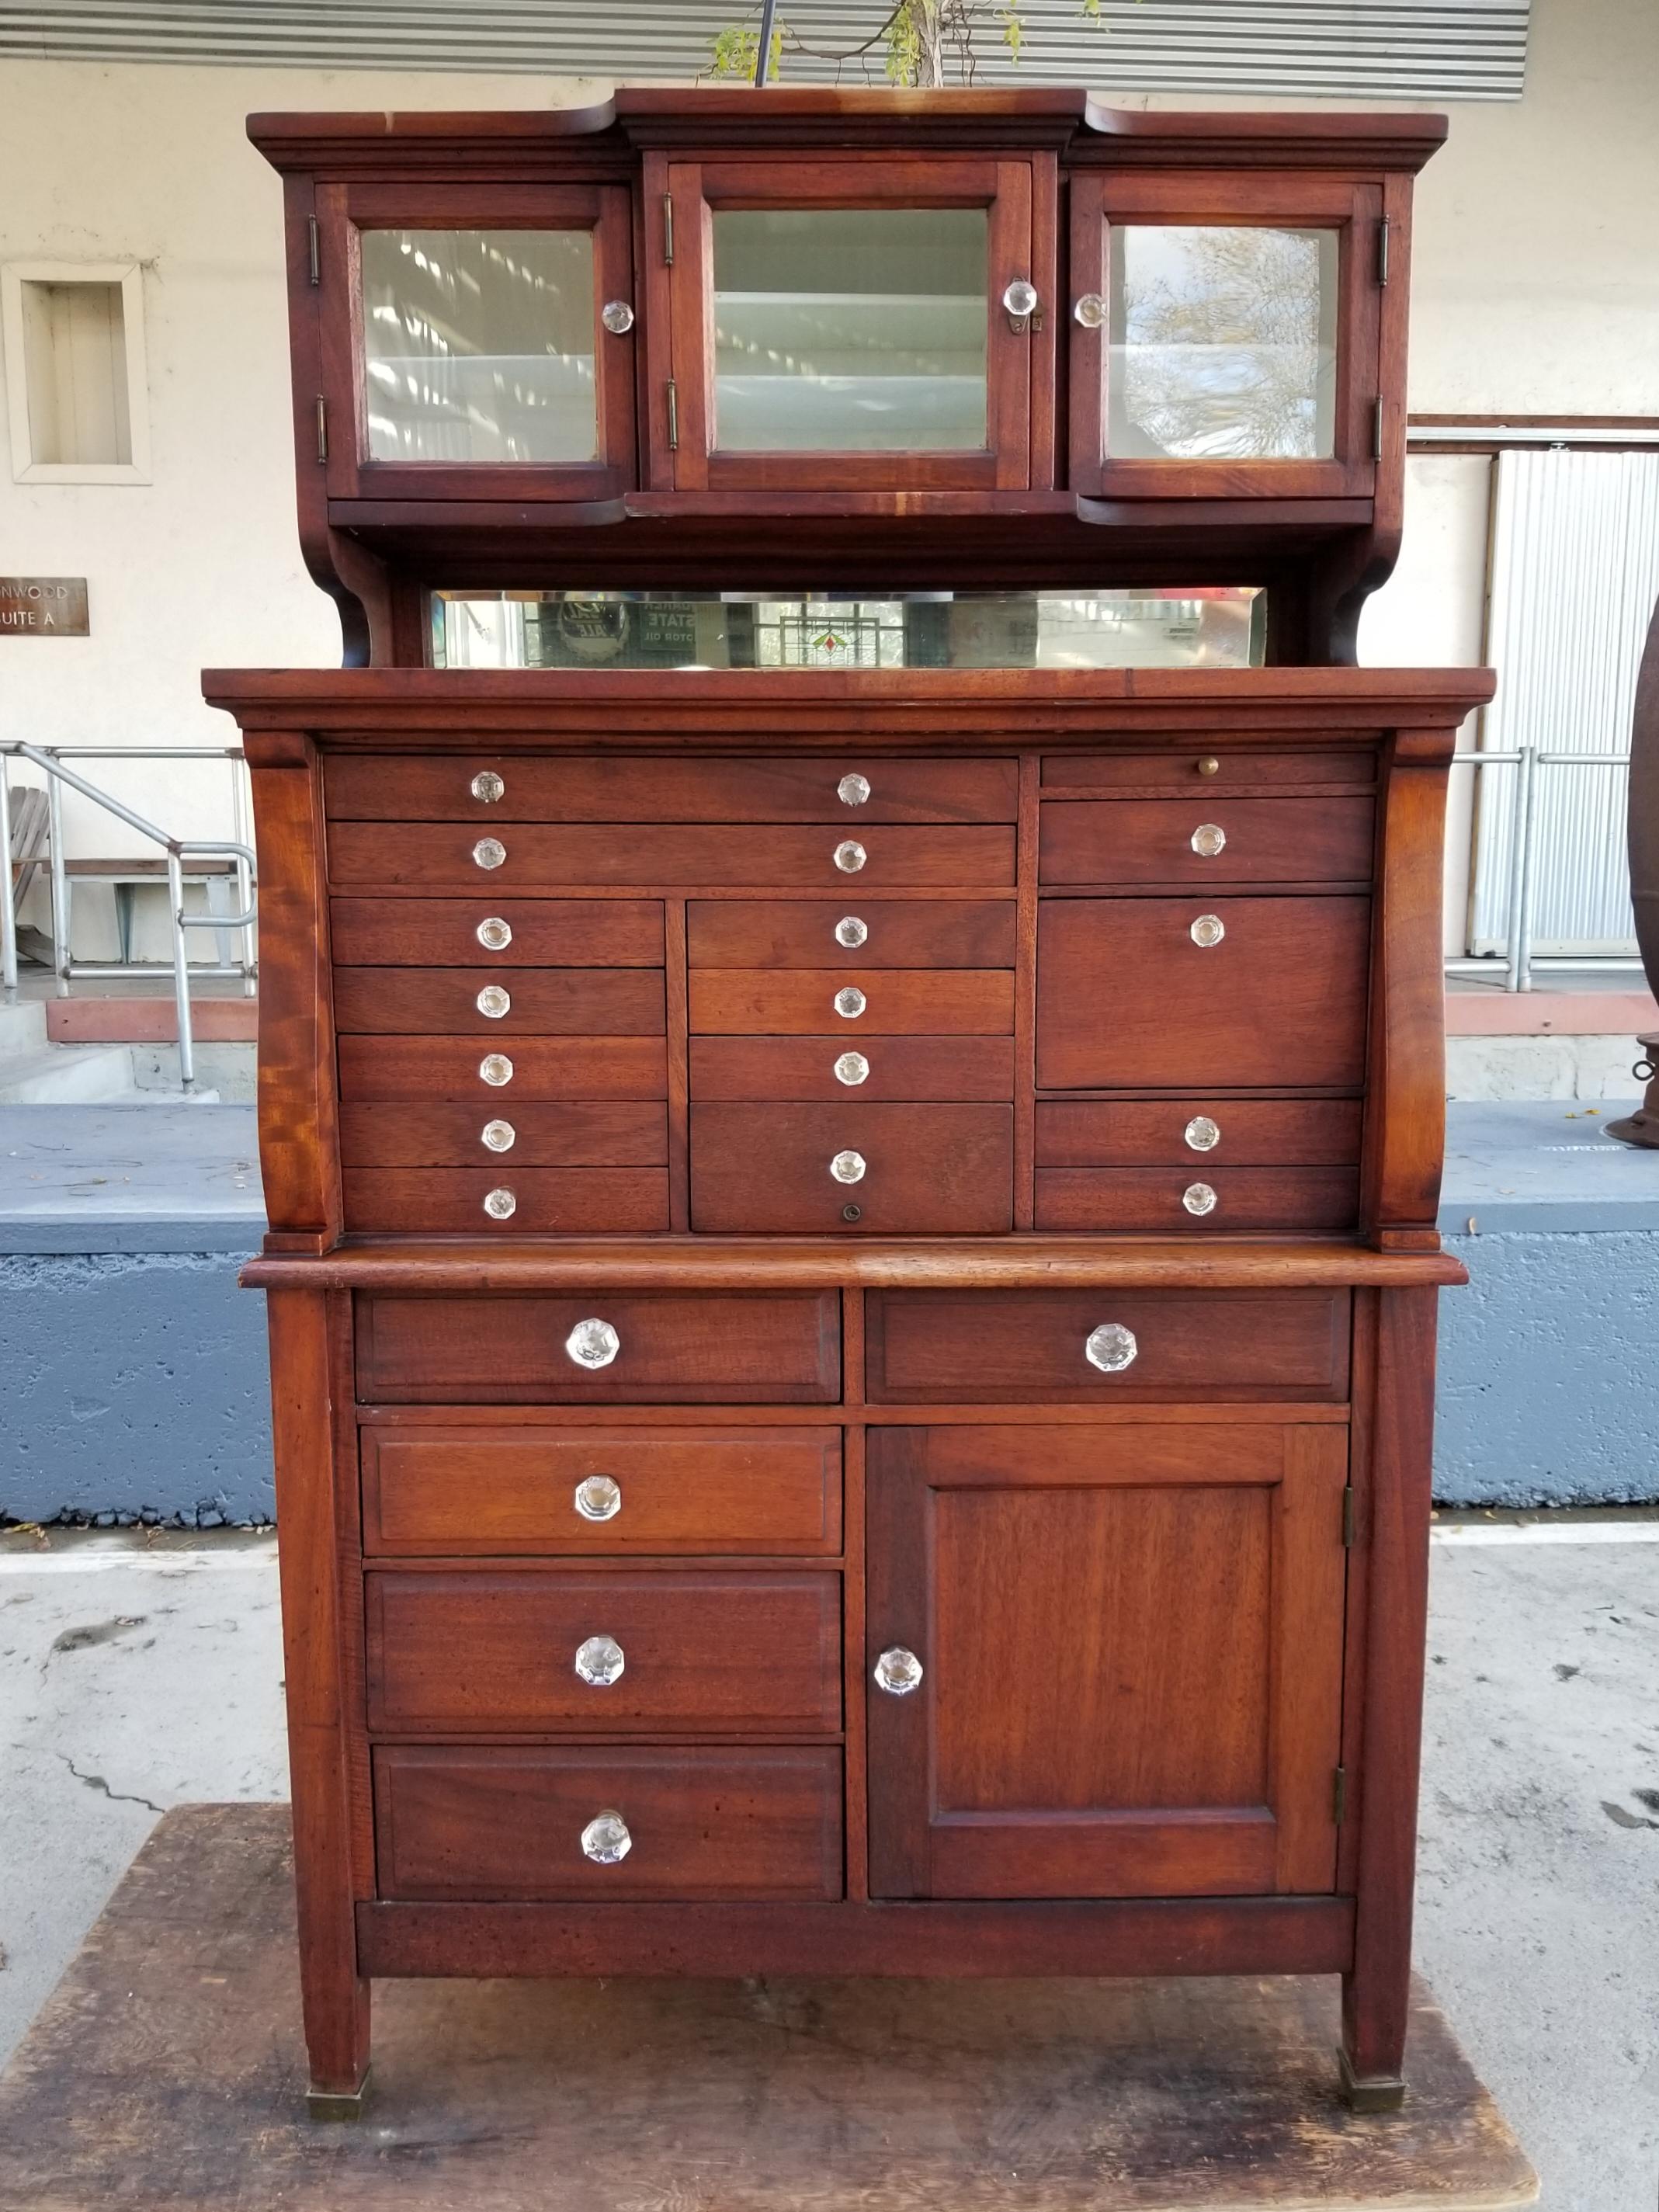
[
  {"left": 0, "top": 1, "right": 1529, "bottom": 99},
  {"left": 1471, "top": 451, "right": 1659, "bottom": 957}
]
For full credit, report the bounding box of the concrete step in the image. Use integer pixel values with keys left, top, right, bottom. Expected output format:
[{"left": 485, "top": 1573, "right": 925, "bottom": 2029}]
[
  {"left": 0, "top": 1001, "right": 49, "bottom": 1060},
  {"left": 0, "top": 1043, "right": 139, "bottom": 1106}
]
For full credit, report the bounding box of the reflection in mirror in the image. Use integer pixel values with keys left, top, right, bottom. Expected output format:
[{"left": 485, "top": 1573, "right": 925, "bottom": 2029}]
[
  {"left": 359, "top": 227, "right": 597, "bottom": 465},
  {"left": 1108, "top": 227, "right": 1338, "bottom": 462}
]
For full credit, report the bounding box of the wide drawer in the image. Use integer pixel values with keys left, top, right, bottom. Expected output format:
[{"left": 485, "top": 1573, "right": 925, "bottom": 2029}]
[
  {"left": 366, "top": 1569, "right": 842, "bottom": 1732},
  {"left": 373, "top": 1744, "right": 844, "bottom": 1901},
  {"left": 1039, "top": 797, "right": 1375, "bottom": 887},
  {"left": 337, "top": 1037, "right": 667, "bottom": 1101},
  {"left": 691, "top": 1034, "right": 1013, "bottom": 1102},
  {"left": 1033, "top": 1165, "right": 1359, "bottom": 1233},
  {"left": 357, "top": 1292, "right": 842, "bottom": 1405},
  {"left": 689, "top": 969, "right": 1013, "bottom": 1037},
  {"left": 362, "top": 1425, "right": 842, "bottom": 1556},
  {"left": 333, "top": 967, "right": 665, "bottom": 1037},
  {"left": 1036, "top": 898, "right": 1370, "bottom": 1091},
  {"left": 1035, "top": 1099, "right": 1362, "bottom": 1167},
  {"left": 328, "top": 821, "right": 1014, "bottom": 890},
  {"left": 329, "top": 898, "right": 664, "bottom": 968},
  {"left": 1041, "top": 750, "right": 1376, "bottom": 793},
  {"left": 338, "top": 1101, "right": 667, "bottom": 1169},
  {"left": 687, "top": 899, "right": 1015, "bottom": 970},
  {"left": 866, "top": 1290, "right": 1350, "bottom": 1403},
  {"left": 691, "top": 1103, "right": 1012, "bottom": 1234},
  {"left": 327, "top": 753, "right": 1016, "bottom": 825},
  {"left": 342, "top": 1168, "right": 670, "bottom": 1236}
]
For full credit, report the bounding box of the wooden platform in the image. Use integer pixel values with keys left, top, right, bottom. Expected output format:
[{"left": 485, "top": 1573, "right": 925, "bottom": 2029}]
[{"left": 0, "top": 1806, "right": 1536, "bottom": 2212}]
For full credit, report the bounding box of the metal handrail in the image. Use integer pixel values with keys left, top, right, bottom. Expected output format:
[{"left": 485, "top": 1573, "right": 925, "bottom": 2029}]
[{"left": 1, "top": 741, "right": 257, "bottom": 1093}]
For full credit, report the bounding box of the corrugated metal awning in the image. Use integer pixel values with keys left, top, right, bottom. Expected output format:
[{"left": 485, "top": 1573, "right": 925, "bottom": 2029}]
[{"left": 0, "top": 2, "right": 1529, "bottom": 99}]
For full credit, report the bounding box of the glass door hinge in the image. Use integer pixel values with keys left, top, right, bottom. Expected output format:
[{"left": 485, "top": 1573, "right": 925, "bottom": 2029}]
[
  {"left": 307, "top": 213, "right": 320, "bottom": 286},
  {"left": 315, "top": 396, "right": 328, "bottom": 465},
  {"left": 1377, "top": 217, "right": 1391, "bottom": 286},
  {"left": 1373, "top": 403, "right": 1386, "bottom": 461},
  {"left": 666, "top": 379, "right": 679, "bottom": 451},
  {"left": 662, "top": 195, "right": 675, "bottom": 266}
]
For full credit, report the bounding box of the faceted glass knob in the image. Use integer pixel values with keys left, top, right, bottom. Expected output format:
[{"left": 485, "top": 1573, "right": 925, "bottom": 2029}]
[
  {"left": 834, "top": 840, "right": 867, "bottom": 873},
  {"left": 835, "top": 915, "right": 868, "bottom": 949},
  {"left": 838, "top": 772, "right": 871, "bottom": 808},
  {"left": 476, "top": 984, "right": 512, "bottom": 1019},
  {"left": 830, "top": 1150, "right": 866, "bottom": 1185},
  {"left": 482, "top": 1186, "right": 517, "bottom": 1221},
  {"left": 1184, "top": 1115, "right": 1221, "bottom": 1153},
  {"left": 601, "top": 299, "right": 635, "bottom": 334},
  {"left": 470, "top": 770, "right": 505, "bottom": 804},
  {"left": 1183, "top": 1182, "right": 1218, "bottom": 1217},
  {"left": 835, "top": 1051, "right": 870, "bottom": 1087},
  {"left": 473, "top": 837, "right": 507, "bottom": 871},
  {"left": 1002, "top": 278, "right": 1039, "bottom": 321},
  {"left": 476, "top": 915, "right": 513, "bottom": 950},
  {"left": 1085, "top": 1322, "right": 1139, "bottom": 1373},
  {"left": 581, "top": 1809, "right": 632, "bottom": 1865},
  {"left": 1189, "top": 913, "right": 1226, "bottom": 949},
  {"left": 574, "top": 1474, "right": 622, "bottom": 1523},
  {"left": 574, "top": 1633, "right": 625, "bottom": 1686},
  {"left": 1073, "top": 290, "right": 1106, "bottom": 328},
  {"left": 873, "top": 1646, "right": 924, "bottom": 1696},
  {"left": 479, "top": 1052, "right": 514, "bottom": 1087},
  {"left": 835, "top": 986, "right": 866, "bottom": 1020},
  {"left": 566, "top": 1318, "right": 620, "bottom": 1370},
  {"left": 481, "top": 1118, "right": 516, "bottom": 1152},
  {"left": 1191, "top": 822, "right": 1227, "bottom": 858}
]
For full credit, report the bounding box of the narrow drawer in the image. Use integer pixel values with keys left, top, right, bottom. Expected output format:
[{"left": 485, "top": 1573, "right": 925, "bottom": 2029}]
[
  {"left": 689, "top": 969, "right": 1014, "bottom": 1037},
  {"left": 1035, "top": 1099, "right": 1362, "bottom": 1167},
  {"left": 1040, "top": 797, "right": 1375, "bottom": 887},
  {"left": 866, "top": 1289, "right": 1351, "bottom": 1403},
  {"left": 691, "top": 1035, "right": 1014, "bottom": 1103},
  {"left": 339, "top": 1101, "right": 667, "bottom": 1169},
  {"left": 1036, "top": 898, "right": 1370, "bottom": 1091},
  {"left": 328, "top": 821, "right": 1014, "bottom": 890},
  {"left": 337, "top": 1037, "right": 667, "bottom": 1102},
  {"left": 333, "top": 967, "right": 665, "bottom": 1037},
  {"left": 366, "top": 1568, "right": 842, "bottom": 1732},
  {"left": 687, "top": 899, "right": 1015, "bottom": 970},
  {"left": 327, "top": 752, "right": 1016, "bottom": 825},
  {"left": 1034, "top": 1165, "right": 1360, "bottom": 1233},
  {"left": 362, "top": 1425, "right": 842, "bottom": 1556},
  {"left": 691, "top": 1103, "right": 1012, "bottom": 1234},
  {"left": 1041, "top": 751, "right": 1375, "bottom": 793},
  {"left": 373, "top": 1744, "right": 844, "bottom": 1901},
  {"left": 328, "top": 898, "right": 664, "bottom": 968},
  {"left": 356, "top": 1291, "right": 841, "bottom": 1405},
  {"left": 342, "top": 1168, "right": 670, "bottom": 1235}
]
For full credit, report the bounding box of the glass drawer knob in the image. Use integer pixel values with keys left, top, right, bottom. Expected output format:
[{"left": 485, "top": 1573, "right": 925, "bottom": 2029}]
[
  {"left": 479, "top": 1052, "right": 514, "bottom": 1087},
  {"left": 483, "top": 1186, "right": 517, "bottom": 1221},
  {"left": 1003, "top": 278, "right": 1039, "bottom": 321},
  {"left": 566, "top": 1317, "right": 620, "bottom": 1370},
  {"left": 838, "top": 773, "right": 872, "bottom": 807},
  {"left": 1073, "top": 291, "right": 1106, "bottom": 328},
  {"left": 835, "top": 1050, "right": 869, "bottom": 1087},
  {"left": 574, "top": 1474, "right": 622, "bottom": 1523},
  {"left": 1190, "top": 913, "right": 1226, "bottom": 949},
  {"left": 835, "top": 840, "right": 867, "bottom": 873},
  {"left": 470, "top": 770, "right": 505, "bottom": 804},
  {"left": 1182, "top": 1182, "right": 1218, "bottom": 1217},
  {"left": 477, "top": 984, "right": 512, "bottom": 1019},
  {"left": 581, "top": 1809, "right": 631, "bottom": 1864},
  {"left": 574, "top": 1633, "right": 625, "bottom": 1687},
  {"left": 835, "top": 986, "right": 866, "bottom": 1019},
  {"left": 831, "top": 1150, "right": 866, "bottom": 1185},
  {"left": 1085, "top": 1322, "right": 1139, "bottom": 1373},
  {"left": 601, "top": 299, "right": 635, "bottom": 335},
  {"left": 1184, "top": 1115, "right": 1220, "bottom": 1153},
  {"left": 473, "top": 837, "right": 507, "bottom": 871},
  {"left": 476, "top": 915, "right": 513, "bottom": 950},
  {"left": 1191, "top": 823, "right": 1227, "bottom": 858},
  {"left": 874, "top": 1646, "right": 924, "bottom": 1696},
  {"left": 481, "top": 1118, "right": 516, "bottom": 1152},
  {"left": 835, "top": 914, "right": 868, "bottom": 949}
]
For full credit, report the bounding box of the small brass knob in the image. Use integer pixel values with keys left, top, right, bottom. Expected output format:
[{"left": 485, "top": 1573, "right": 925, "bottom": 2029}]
[{"left": 1197, "top": 756, "right": 1221, "bottom": 777}]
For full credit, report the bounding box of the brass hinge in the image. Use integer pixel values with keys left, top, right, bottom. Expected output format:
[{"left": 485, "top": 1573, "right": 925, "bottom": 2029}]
[
  {"left": 666, "top": 378, "right": 679, "bottom": 451},
  {"left": 1342, "top": 1485, "right": 1355, "bottom": 1548},
  {"left": 314, "top": 394, "right": 328, "bottom": 465},
  {"left": 663, "top": 194, "right": 675, "bottom": 266},
  {"left": 1377, "top": 216, "right": 1391, "bottom": 286},
  {"left": 307, "top": 212, "right": 320, "bottom": 286},
  {"left": 1333, "top": 1766, "right": 1348, "bottom": 1825},
  {"left": 1373, "top": 401, "right": 1386, "bottom": 461}
]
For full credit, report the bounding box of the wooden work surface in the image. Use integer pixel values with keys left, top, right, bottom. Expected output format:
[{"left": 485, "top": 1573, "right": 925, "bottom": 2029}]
[{"left": 0, "top": 1806, "right": 1533, "bottom": 2212}]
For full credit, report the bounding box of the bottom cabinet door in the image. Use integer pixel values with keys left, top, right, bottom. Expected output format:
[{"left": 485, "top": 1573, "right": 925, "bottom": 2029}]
[{"left": 866, "top": 1422, "right": 1347, "bottom": 1899}]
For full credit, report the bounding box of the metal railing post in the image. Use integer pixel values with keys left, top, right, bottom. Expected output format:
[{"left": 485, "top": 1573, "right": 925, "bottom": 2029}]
[
  {"left": 165, "top": 849, "right": 196, "bottom": 1092},
  {"left": 1501, "top": 744, "right": 1536, "bottom": 992},
  {"left": 46, "top": 768, "right": 71, "bottom": 998},
  {"left": 0, "top": 759, "right": 17, "bottom": 1002}
]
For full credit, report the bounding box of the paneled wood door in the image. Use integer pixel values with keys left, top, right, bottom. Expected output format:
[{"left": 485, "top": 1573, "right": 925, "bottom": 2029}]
[{"left": 866, "top": 1421, "right": 1347, "bottom": 1898}]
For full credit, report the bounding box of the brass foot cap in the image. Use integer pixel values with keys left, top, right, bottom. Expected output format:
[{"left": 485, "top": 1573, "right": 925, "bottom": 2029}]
[
  {"left": 307, "top": 2070, "right": 371, "bottom": 2122},
  {"left": 1338, "top": 2048, "right": 1406, "bottom": 2113}
]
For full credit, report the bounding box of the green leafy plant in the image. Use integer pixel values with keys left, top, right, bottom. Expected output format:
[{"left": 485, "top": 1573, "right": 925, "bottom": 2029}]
[{"left": 707, "top": 1, "right": 1107, "bottom": 89}]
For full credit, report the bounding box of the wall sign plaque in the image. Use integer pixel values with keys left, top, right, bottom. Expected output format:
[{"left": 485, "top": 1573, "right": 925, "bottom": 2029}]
[{"left": 0, "top": 577, "right": 89, "bottom": 635}]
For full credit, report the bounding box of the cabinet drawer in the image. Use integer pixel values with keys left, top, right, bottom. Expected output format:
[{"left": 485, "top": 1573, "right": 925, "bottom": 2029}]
[
  {"left": 1034, "top": 1165, "right": 1359, "bottom": 1233},
  {"left": 366, "top": 1569, "right": 842, "bottom": 1732},
  {"left": 691, "top": 1035, "right": 1014, "bottom": 1103},
  {"left": 333, "top": 967, "right": 665, "bottom": 1037},
  {"left": 1039, "top": 797, "right": 1375, "bottom": 887},
  {"left": 327, "top": 753, "right": 1015, "bottom": 825},
  {"left": 1035, "top": 1099, "right": 1362, "bottom": 1167},
  {"left": 357, "top": 1292, "right": 841, "bottom": 1405},
  {"left": 328, "top": 821, "right": 1014, "bottom": 890},
  {"left": 1041, "top": 751, "right": 1375, "bottom": 793},
  {"left": 691, "top": 1103, "right": 1012, "bottom": 1234},
  {"left": 339, "top": 1101, "right": 667, "bottom": 1169},
  {"left": 329, "top": 898, "right": 664, "bottom": 968},
  {"left": 343, "top": 1168, "right": 670, "bottom": 1236},
  {"left": 362, "top": 1425, "right": 842, "bottom": 1556},
  {"left": 338, "top": 1037, "right": 667, "bottom": 1102},
  {"left": 1036, "top": 898, "right": 1370, "bottom": 1091},
  {"left": 866, "top": 1290, "right": 1350, "bottom": 1403},
  {"left": 689, "top": 969, "right": 1013, "bottom": 1037},
  {"left": 687, "top": 899, "right": 1015, "bottom": 970},
  {"left": 373, "top": 1744, "right": 844, "bottom": 1902}
]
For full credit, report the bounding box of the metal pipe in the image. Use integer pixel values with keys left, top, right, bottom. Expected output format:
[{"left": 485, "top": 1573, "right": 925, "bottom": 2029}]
[
  {"left": 1410, "top": 424, "right": 1659, "bottom": 448},
  {"left": 46, "top": 774, "right": 71, "bottom": 998},
  {"left": 753, "top": 0, "right": 778, "bottom": 83},
  {"left": 0, "top": 758, "right": 16, "bottom": 1002},
  {"left": 166, "top": 848, "right": 195, "bottom": 1092},
  {"left": 1512, "top": 746, "right": 1544, "bottom": 993}
]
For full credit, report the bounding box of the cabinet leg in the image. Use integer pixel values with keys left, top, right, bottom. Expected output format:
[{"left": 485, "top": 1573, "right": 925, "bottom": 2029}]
[
  {"left": 1338, "top": 1974, "right": 1407, "bottom": 2111},
  {"left": 301, "top": 1964, "right": 372, "bottom": 2119}
]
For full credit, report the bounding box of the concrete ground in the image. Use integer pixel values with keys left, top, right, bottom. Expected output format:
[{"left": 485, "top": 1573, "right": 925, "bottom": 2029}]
[{"left": 0, "top": 1526, "right": 1654, "bottom": 2212}]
